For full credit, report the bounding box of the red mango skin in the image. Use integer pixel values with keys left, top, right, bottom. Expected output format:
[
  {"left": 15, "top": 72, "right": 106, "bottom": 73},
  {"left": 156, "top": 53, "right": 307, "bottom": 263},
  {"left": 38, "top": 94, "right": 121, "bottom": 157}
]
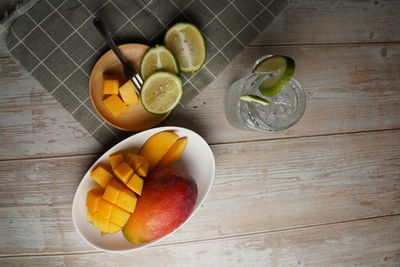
[{"left": 123, "top": 168, "right": 197, "bottom": 243}]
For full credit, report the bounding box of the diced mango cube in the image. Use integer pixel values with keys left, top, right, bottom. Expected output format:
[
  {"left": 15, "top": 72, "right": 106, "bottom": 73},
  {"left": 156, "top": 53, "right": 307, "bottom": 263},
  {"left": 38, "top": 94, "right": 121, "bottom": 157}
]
[
  {"left": 109, "top": 153, "right": 124, "bottom": 170},
  {"left": 94, "top": 215, "right": 110, "bottom": 233},
  {"left": 119, "top": 80, "right": 138, "bottom": 105},
  {"left": 128, "top": 154, "right": 149, "bottom": 177},
  {"left": 116, "top": 187, "right": 137, "bottom": 213},
  {"left": 110, "top": 205, "right": 131, "bottom": 227},
  {"left": 126, "top": 174, "right": 144, "bottom": 195},
  {"left": 103, "top": 74, "right": 119, "bottom": 95},
  {"left": 114, "top": 162, "right": 133, "bottom": 184},
  {"left": 90, "top": 165, "right": 114, "bottom": 188},
  {"left": 103, "top": 179, "right": 125, "bottom": 204},
  {"left": 97, "top": 198, "right": 113, "bottom": 219},
  {"left": 103, "top": 95, "right": 128, "bottom": 118},
  {"left": 86, "top": 186, "right": 104, "bottom": 214},
  {"left": 87, "top": 211, "right": 95, "bottom": 223},
  {"left": 108, "top": 222, "right": 122, "bottom": 234}
]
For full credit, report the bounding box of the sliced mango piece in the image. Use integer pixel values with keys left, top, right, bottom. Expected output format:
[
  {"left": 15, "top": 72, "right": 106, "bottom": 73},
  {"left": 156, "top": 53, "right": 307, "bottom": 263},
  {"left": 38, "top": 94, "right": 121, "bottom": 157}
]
[
  {"left": 90, "top": 165, "right": 114, "bottom": 188},
  {"left": 114, "top": 162, "right": 134, "bottom": 184},
  {"left": 97, "top": 198, "right": 114, "bottom": 219},
  {"left": 117, "top": 187, "right": 137, "bottom": 213},
  {"left": 93, "top": 216, "right": 110, "bottom": 233},
  {"left": 103, "top": 179, "right": 125, "bottom": 204},
  {"left": 87, "top": 211, "right": 95, "bottom": 223},
  {"left": 103, "top": 74, "right": 119, "bottom": 95},
  {"left": 139, "top": 131, "right": 179, "bottom": 170},
  {"left": 86, "top": 186, "right": 104, "bottom": 222},
  {"left": 110, "top": 205, "right": 131, "bottom": 227},
  {"left": 103, "top": 95, "right": 128, "bottom": 118},
  {"left": 119, "top": 80, "right": 138, "bottom": 105},
  {"left": 155, "top": 137, "right": 187, "bottom": 171},
  {"left": 108, "top": 222, "right": 122, "bottom": 234},
  {"left": 109, "top": 153, "right": 124, "bottom": 169},
  {"left": 126, "top": 174, "right": 144, "bottom": 195},
  {"left": 128, "top": 154, "right": 149, "bottom": 177}
]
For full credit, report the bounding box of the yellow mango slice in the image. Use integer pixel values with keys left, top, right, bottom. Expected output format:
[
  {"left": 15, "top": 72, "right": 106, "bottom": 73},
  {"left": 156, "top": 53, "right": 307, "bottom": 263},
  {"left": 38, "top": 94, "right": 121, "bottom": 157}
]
[
  {"left": 113, "top": 162, "right": 134, "bottom": 184},
  {"left": 119, "top": 80, "right": 138, "bottom": 105},
  {"left": 109, "top": 153, "right": 124, "bottom": 169},
  {"left": 128, "top": 154, "right": 149, "bottom": 177},
  {"left": 110, "top": 205, "right": 131, "bottom": 227},
  {"left": 90, "top": 165, "right": 114, "bottom": 188},
  {"left": 97, "top": 198, "right": 113, "bottom": 219},
  {"left": 103, "top": 74, "right": 119, "bottom": 95},
  {"left": 87, "top": 211, "right": 95, "bottom": 223},
  {"left": 117, "top": 187, "right": 137, "bottom": 213},
  {"left": 86, "top": 186, "right": 104, "bottom": 222},
  {"left": 103, "top": 179, "right": 125, "bottom": 204},
  {"left": 103, "top": 95, "right": 128, "bottom": 118},
  {"left": 93, "top": 216, "right": 110, "bottom": 233},
  {"left": 126, "top": 174, "right": 144, "bottom": 195},
  {"left": 108, "top": 222, "right": 122, "bottom": 234},
  {"left": 154, "top": 137, "right": 187, "bottom": 171},
  {"left": 139, "top": 131, "right": 179, "bottom": 170}
]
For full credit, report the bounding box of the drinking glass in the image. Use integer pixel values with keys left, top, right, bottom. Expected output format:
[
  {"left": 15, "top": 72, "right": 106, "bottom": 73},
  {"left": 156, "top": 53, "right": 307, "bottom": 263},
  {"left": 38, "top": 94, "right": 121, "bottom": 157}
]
[{"left": 225, "top": 58, "right": 306, "bottom": 132}]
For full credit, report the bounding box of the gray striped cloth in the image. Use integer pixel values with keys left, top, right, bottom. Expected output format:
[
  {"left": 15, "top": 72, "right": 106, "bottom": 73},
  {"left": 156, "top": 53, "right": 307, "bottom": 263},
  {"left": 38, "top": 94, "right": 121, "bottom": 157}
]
[{"left": 5, "top": 0, "right": 288, "bottom": 146}]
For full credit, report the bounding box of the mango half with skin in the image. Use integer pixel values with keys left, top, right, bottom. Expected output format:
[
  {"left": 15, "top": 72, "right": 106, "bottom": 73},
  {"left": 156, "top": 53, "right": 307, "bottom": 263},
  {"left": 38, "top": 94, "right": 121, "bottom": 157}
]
[{"left": 122, "top": 168, "right": 197, "bottom": 243}]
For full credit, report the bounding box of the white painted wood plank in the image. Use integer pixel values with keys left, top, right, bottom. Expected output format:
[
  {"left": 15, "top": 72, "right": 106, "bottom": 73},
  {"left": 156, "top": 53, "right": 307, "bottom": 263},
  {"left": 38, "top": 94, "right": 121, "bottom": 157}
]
[
  {"left": 0, "top": 57, "right": 102, "bottom": 158},
  {"left": 0, "top": 130, "right": 399, "bottom": 255},
  {"left": 253, "top": 0, "right": 400, "bottom": 45},
  {"left": 1, "top": 216, "right": 399, "bottom": 266}
]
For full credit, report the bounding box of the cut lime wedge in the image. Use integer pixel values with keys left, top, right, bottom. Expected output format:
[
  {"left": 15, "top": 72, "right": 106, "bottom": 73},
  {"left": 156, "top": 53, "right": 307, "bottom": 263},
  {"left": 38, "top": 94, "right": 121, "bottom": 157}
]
[
  {"left": 140, "top": 72, "right": 182, "bottom": 115},
  {"left": 140, "top": 45, "right": 179, "bottom": 80},
  {"left": 253, "top": 55, "right": 295, "bottom": 97},
  {"left": 239, "top": 94, "right": 271, "bottom": 106},
  {"left": 164, "top": 22, "right": 206, "bottom": 73}
]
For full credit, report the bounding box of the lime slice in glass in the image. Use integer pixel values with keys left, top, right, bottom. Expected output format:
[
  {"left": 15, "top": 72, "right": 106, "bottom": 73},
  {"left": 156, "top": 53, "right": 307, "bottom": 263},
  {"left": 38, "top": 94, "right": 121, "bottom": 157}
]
[
  {"left": 140, "top": 45, "right": 179, "bottom": 80},
  {"left": 239, "top": 94, "right": 271, "bottom": 106},
  {"left": 140, "top": 72, "right": 182, "bottom": 115},
  {"left": 253, "top": 55, "right": 295, "bottom": 97},
  {"left": 164, "top": 22, "right": 206, "bottom": 73}
]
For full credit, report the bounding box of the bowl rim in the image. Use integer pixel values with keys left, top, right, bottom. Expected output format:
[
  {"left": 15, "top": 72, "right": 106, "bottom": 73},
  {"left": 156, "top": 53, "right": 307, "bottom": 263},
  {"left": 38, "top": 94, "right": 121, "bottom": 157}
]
[{"left": 72, "top": 126, "right": 216, "bottom": 253}]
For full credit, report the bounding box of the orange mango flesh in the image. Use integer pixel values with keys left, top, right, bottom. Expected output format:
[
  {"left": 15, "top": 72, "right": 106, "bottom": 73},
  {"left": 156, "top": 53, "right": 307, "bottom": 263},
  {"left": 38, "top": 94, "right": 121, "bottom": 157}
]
[
  {"left": 119, "top": 80, "right": 138, "bottom": 105},
  {"left": 86, "top": 131, "right": 190, "bottom": 236},
  {"left": 103, "top": 95, "right": 128, "bottom": 118},
  {"left": 113, "top": 162, "right": 133, "bottom": 184},
  {"left": 126, "top": 174, "right": 144, "bottom": 195},
  {"left": 103, "top": 74, "right": 119, "bottom": 95},
  {"left": 138, "top": 131, "right": 179, "bottom": 170},
  {"left": 103, "top": 179, "right": 137, "bottom": 213},
  {"left": 90, "top": 165, "right": 114, "bottom": 188},
  {"left": 87, "top": 182, "right": 135, "bottom": 234},
  {"left": 109, "top": 153, "right": 124, "bottom": 169},
  {"left": 127, "top": 154, "right": 149, "bottom": 177},
  {"left": 154, "top": 137, "right": 188, "bottom": 171}
]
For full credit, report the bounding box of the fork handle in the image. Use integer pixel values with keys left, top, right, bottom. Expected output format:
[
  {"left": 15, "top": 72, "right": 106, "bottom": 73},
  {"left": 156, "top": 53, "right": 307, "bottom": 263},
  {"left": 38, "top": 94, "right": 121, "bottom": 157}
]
[{"left": 93, "top": 18, "right": 130, "bottom": 68}]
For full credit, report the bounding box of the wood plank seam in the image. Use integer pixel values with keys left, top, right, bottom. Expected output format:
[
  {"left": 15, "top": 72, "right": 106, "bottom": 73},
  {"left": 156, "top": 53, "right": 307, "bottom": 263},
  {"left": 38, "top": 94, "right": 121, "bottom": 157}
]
[
  {"left": 0, "top": 214, "right": 398, "bottom": 259},
  {"left": 1, "top": 127, "right": 399, "bottom": 162}
]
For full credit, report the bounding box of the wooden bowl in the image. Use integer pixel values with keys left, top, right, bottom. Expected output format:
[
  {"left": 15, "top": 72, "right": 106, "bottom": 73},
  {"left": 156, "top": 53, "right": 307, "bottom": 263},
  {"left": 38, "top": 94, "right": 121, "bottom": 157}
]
[{"left": 89, "top": 43, "right": 168, "bottom": 131}]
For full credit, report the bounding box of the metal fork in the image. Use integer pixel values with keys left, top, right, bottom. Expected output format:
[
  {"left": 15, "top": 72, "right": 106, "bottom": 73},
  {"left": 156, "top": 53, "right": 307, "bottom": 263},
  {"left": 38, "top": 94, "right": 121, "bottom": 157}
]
[{"left": 93, "top": 17, "right": 143, "bottom": 95}]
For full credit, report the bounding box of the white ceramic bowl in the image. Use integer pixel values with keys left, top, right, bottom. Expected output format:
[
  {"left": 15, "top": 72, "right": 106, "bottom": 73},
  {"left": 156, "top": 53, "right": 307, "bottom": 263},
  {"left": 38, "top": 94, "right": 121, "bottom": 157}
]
[{"left": 72, "top": 126, "right": 215, "bottom": 253}]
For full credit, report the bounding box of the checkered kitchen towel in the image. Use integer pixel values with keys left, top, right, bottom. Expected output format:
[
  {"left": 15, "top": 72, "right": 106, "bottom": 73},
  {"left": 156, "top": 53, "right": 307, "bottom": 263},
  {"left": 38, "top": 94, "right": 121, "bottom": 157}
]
[{"left": 4, "top": 0, "right": 287, "bottom": 146}]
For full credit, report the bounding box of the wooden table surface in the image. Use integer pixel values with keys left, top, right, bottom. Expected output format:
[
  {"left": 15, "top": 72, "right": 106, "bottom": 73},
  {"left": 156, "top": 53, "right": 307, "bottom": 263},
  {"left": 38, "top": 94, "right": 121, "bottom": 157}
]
[{"left": 1, "top": 0, "right": 400, "bottom": 266}]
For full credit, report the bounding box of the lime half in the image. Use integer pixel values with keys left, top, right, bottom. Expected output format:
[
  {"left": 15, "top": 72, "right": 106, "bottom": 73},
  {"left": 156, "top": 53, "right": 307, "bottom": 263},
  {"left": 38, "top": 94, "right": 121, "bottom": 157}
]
[
  {"left": 239, "top": 94, "right": 271, "bottom": 106},
  {"left": 164, "top": 22, "right": 206, "bottom": 73},
  {"left": 253, "top": 55, "right": 295, "bottom": 97},
  {"left": 140, "top": 72, "right": 182, "bottom": 115},
  {"left": 140, "top": 45, "right": 179, "bottom": 80}
]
